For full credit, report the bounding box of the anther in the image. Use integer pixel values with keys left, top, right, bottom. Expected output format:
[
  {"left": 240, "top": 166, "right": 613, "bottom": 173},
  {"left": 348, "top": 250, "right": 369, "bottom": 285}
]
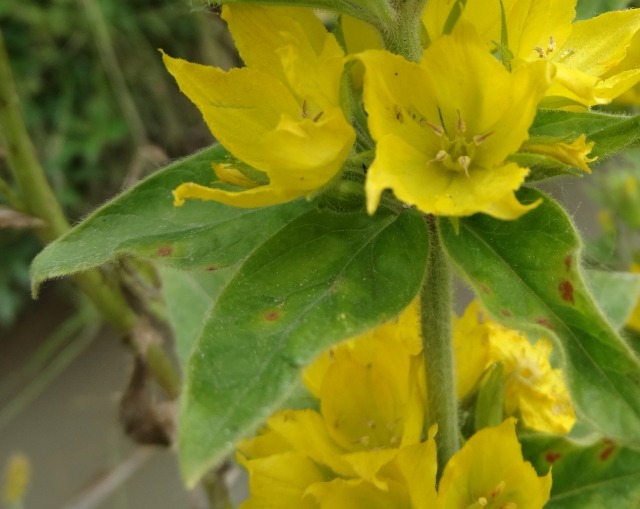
[
  {"left": 548, "top": 35, "right": 556, "bottom": 53},
  {"left": 477, "top": 497, "right": 488, "bottom": 507},
  {"left": 473, "top": 131, "right": 494, "bottom": 145},
  {"left": 313, "top": 111, "right": 324, "bottom": 122},
  {"left": 301, "top": 99, "right": 308, "bottom": 118},
  {"left": 458, "top": 155, "right": 471, "bottom": 177},
  {"left": 430, "top": 150, "right": 449, "bottom": 164},
  {"left": 534, "top": 46, "right": 545, "bottom": 58}
]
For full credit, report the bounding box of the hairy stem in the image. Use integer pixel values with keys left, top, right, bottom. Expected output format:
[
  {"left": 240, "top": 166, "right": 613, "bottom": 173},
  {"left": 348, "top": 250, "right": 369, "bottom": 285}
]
[{"left": 421, "top": 215, "right": 459, "bottom": 479}]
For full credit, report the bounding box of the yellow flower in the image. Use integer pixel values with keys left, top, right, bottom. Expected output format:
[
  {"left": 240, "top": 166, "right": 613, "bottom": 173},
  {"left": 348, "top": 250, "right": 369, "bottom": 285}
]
[
  {"left": 519, "top": 134, "right": 595, "bottom": 173},
  {"left": 162, "top": 5, "right": 355, "bottom": 208},
  {"left": 356, "top": 23, "right": 552, "bottom": 218},
  {"left": 486, "top": 322, "right": 576, "bottom": 434},
  {"left": 454, "top": 300, "right": 576, "bottom": 434},
  {"left": 453, "top": 300, "right": 491, "bottom": 399},
  {"left": 424, "top": 0, "right": 640, "bottom": 108},
  {"left": 438, "top": 419, "right": 552, "bottom": 509},
  {"left": 237, "top": 303, "right": 427, "bottom": 506}
]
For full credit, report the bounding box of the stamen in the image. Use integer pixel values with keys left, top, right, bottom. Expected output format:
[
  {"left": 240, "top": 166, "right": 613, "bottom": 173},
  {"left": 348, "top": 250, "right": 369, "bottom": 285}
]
[
  {"left": 477, "top": 497, "right": 488, "bottom": 507},
  {"left": 430, "top": 150, "right": 449, "bottom": 164},
  {"left": 313, "top": 111, "right": 324, "bottom": 123},
  {"left": 548, "top": 35, "right": 556, "bottom": 53},
  {"left": 490, "top": 480, "right": 506, "bottom": 499},
  {"left": 456, "top": 109, "right": 466, "bottom": 133},
  {"left": 301, "top": 99, "right": 308, "bottom": 118},
  {"left": 534, "top": 46, "right": 545, "bottom": 58},
  {"left": 473, "top": 131, "right": 495, "bottom": 145},
  {"left": 458, "top": 155, "right": 471, "bottom": 177},
  {"left": 420, "top": 118, "right": 444, "bottom": 136}
]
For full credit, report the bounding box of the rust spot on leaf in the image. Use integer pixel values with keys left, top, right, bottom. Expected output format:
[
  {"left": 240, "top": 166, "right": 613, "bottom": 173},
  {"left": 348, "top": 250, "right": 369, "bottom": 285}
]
[
  {"left": 545, "top": 451, "right": 562, "bottom": 464},
  {"left": 480, "top": 284, "right": 490, "bottom": 294},
  {"left": 564, "top": 255, "right": 572, "bottom": 271},
  {"left": 559, "top": 279, "right": 575, "bottom": 304},
  {"left": 265, "top": 311, "right": 280, "bottom": 321},
  {"left": 536, "top": 317, "right": 553, "bottom": 329},
  {"left": 157, "top": 245, "right": 172, "bottom": 257},
  {"left": 600, "top": 439, "right": 615, "bottom": 461},
  {"left": 205, "top": 265, "right": 218, "bottom": 271},
  {"left": 501, "top": 309, "right": 512, "bottom": 317}
]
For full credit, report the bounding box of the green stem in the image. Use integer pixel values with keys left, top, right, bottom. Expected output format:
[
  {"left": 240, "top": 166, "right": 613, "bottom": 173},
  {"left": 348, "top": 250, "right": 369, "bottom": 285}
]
[
  {"left": 382, "top": 0, "right": 426, "bottom": 62},
  {"left": 0, "top": 31, "right": 69, "bottom": 241},
  {"left": 421, "top": 215, "right": 459, "bottom": 478}
]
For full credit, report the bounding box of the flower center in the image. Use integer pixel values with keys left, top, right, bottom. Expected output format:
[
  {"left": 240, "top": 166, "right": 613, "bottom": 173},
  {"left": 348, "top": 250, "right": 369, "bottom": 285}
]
[
  {"left": 534, "top": 35, "right": 556, "bottom": 58},
  {"left": 468, "top": 481, "right": 518, "bottom": 509},
  {"left": 425, "top": 110, "right": 492, "bottom": 176}
]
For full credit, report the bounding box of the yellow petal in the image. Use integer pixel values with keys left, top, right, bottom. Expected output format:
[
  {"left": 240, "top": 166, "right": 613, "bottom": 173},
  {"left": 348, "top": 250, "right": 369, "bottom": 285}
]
[
  {"left": 306, "top": 478, "right": 406, "bottom": 509},
  {"left": 238, "top": 452, "right": 327, "bottom": 509},
  {"left": 453, "top": 300, "right": 491, "bottom": 399},
  {"left": 366, "top": 135, "right": 535, "bottom": 218},
  {"left": 520, "top": 134, "right": 595, "bottom": 173},
  {"left": 438, "top": 419, "right": 552, "bottom": 509},
  {"left": 560, "top": 9, "right": 640, "bottom": 78},
  {"left": 222, "top": 5, "right": 330, "bottom": 84}
]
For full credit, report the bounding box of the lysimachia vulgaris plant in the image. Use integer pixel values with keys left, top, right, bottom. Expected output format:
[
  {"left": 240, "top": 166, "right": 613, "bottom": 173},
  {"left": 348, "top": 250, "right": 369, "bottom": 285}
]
[{"left": 30, "top": 0, "right": 640, "bottom": 506}]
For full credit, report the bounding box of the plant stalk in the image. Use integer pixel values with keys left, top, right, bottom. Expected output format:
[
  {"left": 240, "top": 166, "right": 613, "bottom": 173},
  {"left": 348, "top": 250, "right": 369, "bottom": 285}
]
[{"left": 421, "top": 215, "right": 459, "bottom": 479}]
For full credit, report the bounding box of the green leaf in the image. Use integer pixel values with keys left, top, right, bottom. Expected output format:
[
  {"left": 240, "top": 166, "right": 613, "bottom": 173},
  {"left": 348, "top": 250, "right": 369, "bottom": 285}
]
[
  {"left": 576, "top": 0, "right": 631, "bottom": 20},
  {"left": 179, "top": 207, "right": 429, "bottom": 485},
  {"left": 31, "top": 144, "right": 312, "bottom": 294},
  {"left": 587, "top": 270, "right": 640, "bottom": 330},
  {"left": 521, "top": 433, "right": 640, "bottom": 508},
  {"left": 529, "top": 110, "right": 640, "bottom": 159},
  {"left": 160, "top": 266, "right": 237, "bottom": 368},
  {"left": 440, "top": 188, "right": 640, "bottom": 445}
]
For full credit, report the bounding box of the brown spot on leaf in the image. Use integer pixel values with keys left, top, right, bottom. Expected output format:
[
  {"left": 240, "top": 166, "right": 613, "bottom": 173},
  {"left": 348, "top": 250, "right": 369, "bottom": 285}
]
[
  {"left": 600, "top": 439, "right": 615, "bottom": 461},
  {"left": 564, "top": 255, "right": 572, "bottom": 271},
  {"left": 501, "top": 309, "right": 512, "bottom": 317},
  {"left": 157, "top": 245, "right": 172, "bottom": 257},
  {"left": 480, "top": 284, "right": 490, "bottom": 294},
  {"left": 545, "top": 451, "right": 562, "bottom": 464},
  {"left": 536, "top": 317, "right": 553, "bottom": 329},
  {"left": 265, "top": 311, "right": 280, "bottom": 321},
  {"left": 559, "top": 279, "right": 575, "bottom": 304},
  {"left": 205, "top": 265, "right": 218, "bottom": 271}
]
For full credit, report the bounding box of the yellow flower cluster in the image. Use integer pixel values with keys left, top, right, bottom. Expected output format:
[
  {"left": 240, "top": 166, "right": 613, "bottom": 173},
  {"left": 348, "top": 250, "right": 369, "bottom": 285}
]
[
  {"left": 237, "top": 301, "right": 573, "bottom": 508},
  {"left": 162, "top": 0, "right": 640, "bottom": 219}
]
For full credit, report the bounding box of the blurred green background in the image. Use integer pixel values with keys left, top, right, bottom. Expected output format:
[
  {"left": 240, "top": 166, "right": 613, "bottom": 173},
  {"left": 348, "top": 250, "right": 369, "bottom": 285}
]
[{"left": 0, "top": 0, "right": 238, "bottom": 327}]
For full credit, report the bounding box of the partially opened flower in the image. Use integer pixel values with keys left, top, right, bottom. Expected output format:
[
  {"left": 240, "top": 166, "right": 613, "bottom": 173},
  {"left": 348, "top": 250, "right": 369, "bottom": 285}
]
[
  {"left": 162, "top": 5, "right": 355, "bottom": 208},
  {"left": 423, "top": 0, "right": 640, "bottom": 108},
  {"left": 356, "top": 23, "right": 552, "bottom": 218},
  {"left": 438, "top": 419, "right": 552, "bottom": 509}
]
